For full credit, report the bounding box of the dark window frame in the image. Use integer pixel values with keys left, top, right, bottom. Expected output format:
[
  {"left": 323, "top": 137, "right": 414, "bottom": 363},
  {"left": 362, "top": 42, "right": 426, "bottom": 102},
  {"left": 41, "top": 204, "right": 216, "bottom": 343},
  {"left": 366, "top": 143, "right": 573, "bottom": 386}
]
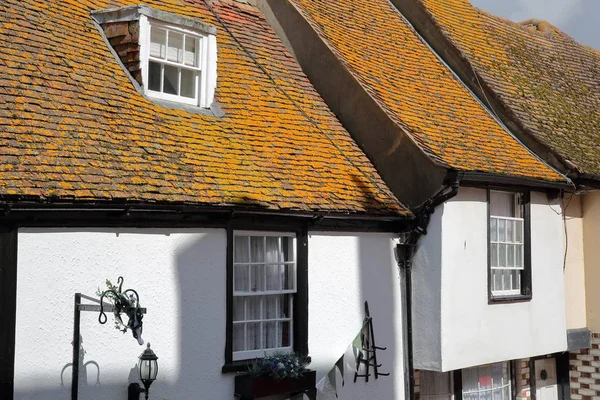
[
  {"left": 0, "top": 227, "right": 18, "bottom": 399},
  {"left": 487, "top": 188, "right": 532, "bottom": 304},
  {"left": 222, "top": 223, "right": 308, "bottom": 373}
]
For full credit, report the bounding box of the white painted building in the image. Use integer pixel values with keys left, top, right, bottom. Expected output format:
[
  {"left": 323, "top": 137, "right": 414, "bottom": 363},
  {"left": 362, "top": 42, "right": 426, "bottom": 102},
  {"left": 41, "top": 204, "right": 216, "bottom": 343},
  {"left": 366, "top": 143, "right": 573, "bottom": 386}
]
[
  {"left": 0, "top": 1, "right": 413, "bottom": 400},
  {"left": 412, "top": 187, "right": 568, "bottom": 398},
  {"left": 13, "top": 228, "right": 407, "bottom": 400}
]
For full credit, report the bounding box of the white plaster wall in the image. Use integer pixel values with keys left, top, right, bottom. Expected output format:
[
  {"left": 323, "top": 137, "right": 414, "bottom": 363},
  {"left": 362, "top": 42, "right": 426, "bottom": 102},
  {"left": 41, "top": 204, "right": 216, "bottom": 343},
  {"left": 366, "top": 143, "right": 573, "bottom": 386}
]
[
  {"left": 441, "top": 188, "right": 567, "bottom": 371},
  {"left": 412, "top": 187, "right": 568, "bottom": 372},
  {"left": 15, "top": 228, "right": 229, "bottom": 400},
  {"left": 14, "top": 229, "right": 405, "bottom": 400},
  {"left": 412, "top": 207, "right": 443, "bottom": 371},
  {"left": 308, "top": 233, "right": 405, "bottom": 400},
  {"left": 564, "top": 194, "right": 587, "bottom": 330},
  {"left": 583, "top": 191, "right": 600, "bottom": 332}
]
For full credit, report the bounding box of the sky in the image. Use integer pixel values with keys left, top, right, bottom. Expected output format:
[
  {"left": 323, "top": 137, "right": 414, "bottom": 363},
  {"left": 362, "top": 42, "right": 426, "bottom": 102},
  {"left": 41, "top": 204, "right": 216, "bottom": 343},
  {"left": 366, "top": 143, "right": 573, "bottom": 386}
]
[{"left": 471, "top": 0, "right": 600, "bottom": 50}]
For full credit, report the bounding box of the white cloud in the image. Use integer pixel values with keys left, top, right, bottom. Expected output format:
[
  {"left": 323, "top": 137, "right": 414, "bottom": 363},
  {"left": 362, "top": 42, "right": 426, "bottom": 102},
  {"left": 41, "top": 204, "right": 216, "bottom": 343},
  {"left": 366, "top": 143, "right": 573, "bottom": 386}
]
[
  {"left": 509, "top": 0, "right": 584, "bottom": 25},
  {"left": 471, "top": 0, "right": 600, "bottom": 49}
]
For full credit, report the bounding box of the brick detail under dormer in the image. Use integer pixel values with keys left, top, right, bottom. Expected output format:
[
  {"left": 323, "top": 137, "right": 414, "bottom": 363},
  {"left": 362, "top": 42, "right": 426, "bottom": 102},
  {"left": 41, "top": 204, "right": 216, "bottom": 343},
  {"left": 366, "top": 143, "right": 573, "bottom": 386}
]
[
  {"left": 569, "top": 333, "right": 600, "bottom": 400},
  {"left": 100, "top": 21, "right": 142, "bottom": 85}
]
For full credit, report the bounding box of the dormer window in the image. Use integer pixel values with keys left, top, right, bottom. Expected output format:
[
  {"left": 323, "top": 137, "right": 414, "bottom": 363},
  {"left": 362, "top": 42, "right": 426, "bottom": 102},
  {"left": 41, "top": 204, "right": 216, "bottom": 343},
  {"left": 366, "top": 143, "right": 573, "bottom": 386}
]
[
  {"left": 144, "top": 20, "right": 214, "bottom": 107},
  {"left": 92, "top": 5, "right": 217, "bottom": 109}
]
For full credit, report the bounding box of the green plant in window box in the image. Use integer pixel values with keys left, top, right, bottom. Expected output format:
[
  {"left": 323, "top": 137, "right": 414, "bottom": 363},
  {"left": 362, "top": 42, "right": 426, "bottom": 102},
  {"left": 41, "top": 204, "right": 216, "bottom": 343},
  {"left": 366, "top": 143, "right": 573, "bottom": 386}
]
[
  {"left": 235, "top": 353, "right": 316, "bottom": 399},
  {"left": 248, "top": 353, "right": 310, "bottom": 379}
]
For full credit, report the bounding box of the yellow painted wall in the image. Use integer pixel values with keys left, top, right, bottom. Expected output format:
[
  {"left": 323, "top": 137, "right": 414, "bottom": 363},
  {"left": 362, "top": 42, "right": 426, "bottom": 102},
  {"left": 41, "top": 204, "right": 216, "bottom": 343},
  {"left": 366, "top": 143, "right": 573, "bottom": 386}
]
[
  {"left": 584, "top": 191, "right": 600, "bottom": 332},
  {"left": 564, "top": 194, "right": 587, "bottom": 329}
]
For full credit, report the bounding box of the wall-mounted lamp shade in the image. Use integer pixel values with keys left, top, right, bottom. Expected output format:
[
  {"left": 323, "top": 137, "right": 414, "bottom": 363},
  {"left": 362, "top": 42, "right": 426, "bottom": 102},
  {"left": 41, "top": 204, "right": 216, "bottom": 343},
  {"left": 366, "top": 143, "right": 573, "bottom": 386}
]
[
  {"left": 138, "top": 343, "right": 159, "bottom": 383},
  {"left": 129, "top": 343, "right": 159, "bottom": 400}
]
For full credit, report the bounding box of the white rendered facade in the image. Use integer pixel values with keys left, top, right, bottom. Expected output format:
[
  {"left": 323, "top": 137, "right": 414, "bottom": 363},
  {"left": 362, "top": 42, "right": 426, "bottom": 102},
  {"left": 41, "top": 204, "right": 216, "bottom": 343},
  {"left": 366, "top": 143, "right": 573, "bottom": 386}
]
[
  {"left": 412, "top": 187, "right": 567, "bottom": 372},
  {"left": 14, "top": 229, "right": 405, "bottom": 400}
]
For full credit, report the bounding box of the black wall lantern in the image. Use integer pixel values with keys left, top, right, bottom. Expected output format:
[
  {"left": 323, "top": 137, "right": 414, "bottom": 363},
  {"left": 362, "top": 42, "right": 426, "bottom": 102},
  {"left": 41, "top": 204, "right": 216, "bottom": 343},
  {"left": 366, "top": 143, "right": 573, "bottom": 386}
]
[{"left": 128, "top": 343, "right": 159, "bottom": 400}]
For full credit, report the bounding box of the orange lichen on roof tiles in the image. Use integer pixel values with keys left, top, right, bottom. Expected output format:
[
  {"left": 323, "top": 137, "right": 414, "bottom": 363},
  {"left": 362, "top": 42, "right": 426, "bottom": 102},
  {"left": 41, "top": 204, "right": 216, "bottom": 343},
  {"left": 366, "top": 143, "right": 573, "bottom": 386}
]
[
  {"left": 0, "top": 0, "right": 408, "bottom": 216},
  {"left": 419, "top": 0, "right": 600, "bottom": 176},
  {"left": 289, "top": 0, "right": 564, "bottom": 182}
]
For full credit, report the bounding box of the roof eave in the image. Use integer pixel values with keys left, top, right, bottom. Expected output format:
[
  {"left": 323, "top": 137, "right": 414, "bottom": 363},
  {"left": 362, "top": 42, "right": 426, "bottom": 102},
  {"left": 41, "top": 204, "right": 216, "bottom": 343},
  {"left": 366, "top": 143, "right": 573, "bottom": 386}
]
[
  {"left": 460, "top": 171, "right": 573, "bottom": 190},
  {"left": 0, "top": 197, "right": 413, "bottom": 224}
]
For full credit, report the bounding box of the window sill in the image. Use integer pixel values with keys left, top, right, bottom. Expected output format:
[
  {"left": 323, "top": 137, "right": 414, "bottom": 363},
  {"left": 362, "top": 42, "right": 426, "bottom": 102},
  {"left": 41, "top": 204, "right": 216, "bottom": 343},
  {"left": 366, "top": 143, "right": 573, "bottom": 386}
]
[
  {"left": 222, "top": 360, "right": 253, "bottom": 373},
  {"left": 222, "top": 356, "right": 311, "bottom": 374},
  {"left": 488, "top": 293, "right": 532, "bottom": 304}
]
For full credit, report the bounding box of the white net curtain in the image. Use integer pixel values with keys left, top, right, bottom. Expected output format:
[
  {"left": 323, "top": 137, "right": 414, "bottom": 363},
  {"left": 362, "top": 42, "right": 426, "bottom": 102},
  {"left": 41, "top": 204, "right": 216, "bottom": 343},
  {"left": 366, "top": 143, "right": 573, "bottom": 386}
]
[{"left": 232, "top": 234, "right": 296, "bottom": 360}]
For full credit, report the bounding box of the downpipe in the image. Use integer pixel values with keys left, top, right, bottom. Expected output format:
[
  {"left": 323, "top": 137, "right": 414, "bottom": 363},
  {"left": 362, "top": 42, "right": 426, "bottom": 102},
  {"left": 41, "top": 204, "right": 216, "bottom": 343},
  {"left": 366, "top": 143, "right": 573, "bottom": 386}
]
[
  {"left": 397, "top": 242, "right": 415, "bottom": 400},
  {"left": 396, "top": 171, "right": 461, "bottom": 399}
]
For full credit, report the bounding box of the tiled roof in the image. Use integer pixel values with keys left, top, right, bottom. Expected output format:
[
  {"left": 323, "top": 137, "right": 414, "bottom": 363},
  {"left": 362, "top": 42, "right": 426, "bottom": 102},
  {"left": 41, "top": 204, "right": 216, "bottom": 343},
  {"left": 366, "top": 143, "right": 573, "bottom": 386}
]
[
  {"left": 418, "top": 0, "right": 600, "bottom": 178},
  {"left": 0, "top": 0, "right": 408, "bottom": 216},
  {"left": 289, "top": 0, "right": 564, "bottom": 183}
]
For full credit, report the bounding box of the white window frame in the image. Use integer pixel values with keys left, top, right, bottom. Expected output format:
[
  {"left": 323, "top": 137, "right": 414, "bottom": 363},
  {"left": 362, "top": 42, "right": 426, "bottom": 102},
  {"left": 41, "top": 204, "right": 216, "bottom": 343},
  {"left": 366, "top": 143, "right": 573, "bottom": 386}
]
[
  {"left": 139, "top": 15, "right": 217, "bottom": 108},
  {"left": 490, "top": 191, "right": 525, "bottom": 297},
  {"left": 232, "top": 231, "right": 297, "bottom": 361}
]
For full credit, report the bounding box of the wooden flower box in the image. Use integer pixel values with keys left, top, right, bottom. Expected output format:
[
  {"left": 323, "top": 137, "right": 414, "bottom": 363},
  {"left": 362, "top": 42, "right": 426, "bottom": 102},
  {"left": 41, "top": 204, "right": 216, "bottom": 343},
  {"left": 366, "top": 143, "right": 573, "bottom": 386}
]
[{"left": 234, "top": 370, "right": 317, "bottom": 399}]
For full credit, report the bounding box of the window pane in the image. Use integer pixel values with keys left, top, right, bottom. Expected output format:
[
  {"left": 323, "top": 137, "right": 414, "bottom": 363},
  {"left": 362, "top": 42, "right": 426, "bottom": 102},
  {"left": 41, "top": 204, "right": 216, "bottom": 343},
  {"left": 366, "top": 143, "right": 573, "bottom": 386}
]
[
  {"left": 246, "top": 296, "right": 261, "bottom": 320},
  {"left": 516, "top": 220, "right": 523, "bottom": 243},
  {"left": 516, "top": 245, "right": 523, "bottom": 268},
  {"left": 167, "top": 31, "right": 183, "bottom": 62},
  {"left": 463, "top": 363, "right": 510, "bottom": 400},
  {"left": 492, "top": 270, "right": 501, "bottom": 291},
  {"left": 233, "top": 297, "right": 244, "bottom": 321},
  {"left": 265, "top": 296, "right": 278, "bottom": 319},
  {"left": 490, "top": 192, "right": 515, "bottom": 217},
  {"left": 490, "top": 243, "right": 498, "bottom": 267},
  {"left": 490, "top": 217, "right": 497, "bottom": 241},
  {"left": 503, "top": 270, "right": 511, "bottom": 291},
  {"left": 250, "top": 237, "right": 264, "bottom": 262},
  {"left": 250, "top": 265, "right": 264, "bottom": 292},
  {"left": 266, "top": 264, "right": 280, "bottom": 291},
  {"left": 507, "top": 245, "right": 515, "bottom": 268},
  {"left": 234, "top": 236, "right": 249, "bottom": 263},
  {"left": 163, "top": 64, "right": 178, "bottom": 95},
  {"left": 280, "top": 295, "right": 290, "bottom": 318},
  {"left": 246, "top": 322, "right": 261, "bottom": 350},
  {"left": 234, "top": 265, "right": 249, "bottom": 292},
  {"left": 283, "top": 264, "right": 295, "bottom": 290},
  {"left": 233, "top": 323, "right": 245, "bottom": 352},
  {"left": 180, "top": 69, "right": 196, "bottom": 99},
  {"left": 279, "top": 321, "right": 291, "bottom": 347},
  {"left": 150, "top": 27, "right": 166, "bottom": 58},
  {"left": 148, "top": 61, "right": 161, "bottom": 91},
  {"left": 462, "top": 366, "right": 480, "bottom": 393},
  {"left": 264, "top": 321, "right": 277, "bottom": 349},
  {"left": 282, "top": 236, "right": 294, "bottom": 262},
  {"left": 498, "top": 244, "right": 506, "bottom": 267},
  {"left": 184, "top": 36, "right": 197, "bottom": 66},
  {"left": 266, "top": 237, "right": 280, "bottom": 263},
  {"left": 507, "top": 219, "right": 514, "bottom": 242},
  {"left": 498, "top": 219, "right": 506, "bottom": 242}
]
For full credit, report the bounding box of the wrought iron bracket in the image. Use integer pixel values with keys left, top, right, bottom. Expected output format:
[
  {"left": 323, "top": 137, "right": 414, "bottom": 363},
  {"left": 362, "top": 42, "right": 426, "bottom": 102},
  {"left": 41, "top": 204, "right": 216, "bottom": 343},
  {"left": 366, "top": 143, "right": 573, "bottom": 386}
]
[
  {"left": 72, "top": 293, "right": 147, "bottom": 400},
  {"left": 354, "top": 301, "right": 390, "bottom": 383}
]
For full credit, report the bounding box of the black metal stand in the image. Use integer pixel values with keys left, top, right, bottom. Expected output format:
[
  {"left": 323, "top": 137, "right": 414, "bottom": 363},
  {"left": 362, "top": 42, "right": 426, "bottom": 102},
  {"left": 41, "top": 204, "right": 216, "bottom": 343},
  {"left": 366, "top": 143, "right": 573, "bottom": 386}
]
[
  {"left": 72, "top": 293, "right": 147, "bottom": 400},
  {"left": 354, "top": 301, "right": 390, "bottom": 383},
  {"left": 128, "top": 382, "right": 146, "bottom": 400}
]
